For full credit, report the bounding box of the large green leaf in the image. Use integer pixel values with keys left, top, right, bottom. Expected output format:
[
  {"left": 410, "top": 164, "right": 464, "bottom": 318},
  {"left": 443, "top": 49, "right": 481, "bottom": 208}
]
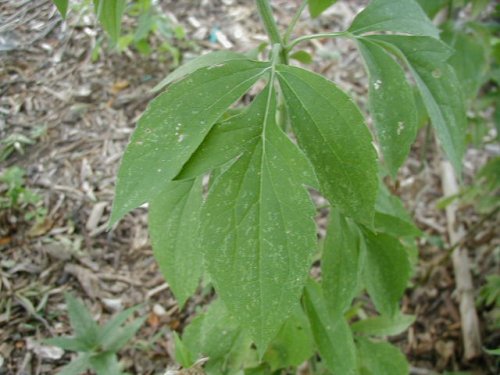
[
  {"left": 153, "top": 51, "right": 249, "bottom": 92},
  {"left": 356, "top": 337, "right": 409, "bottom": 375},
  {"left": 176, "top": 93, "right": 266, "bottom": 180},
  {"left": 308, "top": 0, "right": 338, "bottom": 18},
  {"left": 201, "top": 84, "right": 318, "bottom": 355},
  {"left": 322, "top": 209, "right": 361, "bottom": 316},
  {"left": 52, "top": 0, "right": 69, "bottom": 18},
  {"left": 357, "top": 38, "right": 418, "bottom": 177},
  {"left": 303, "top": 280, "right": 358, "bottom": 375},
  {"left": 93, "top": 0, "right": 126, "bottom": 44},
  {"left": 263, "top": 305, "right": 315, "bottom": 371},
  {"left": 349, "top": 0, "right": 439, "bottom": 38},
  {"left": 111, "top": 60, "right": 269, "bottom": 224},
  {"left": 368, "top": 35, "right": 467, "bottom": 174},
  {"left": 183, "top": 300, "right": 254, "bottom": 375},
  {"left": 362, "top": 230, "right": 410, "bottom": 317},
  {"left": 277, "top": 65, "right": 378, "bottom": 225},
  {"left": 149, "top": 178, "right": 203, "bottom": 306}
]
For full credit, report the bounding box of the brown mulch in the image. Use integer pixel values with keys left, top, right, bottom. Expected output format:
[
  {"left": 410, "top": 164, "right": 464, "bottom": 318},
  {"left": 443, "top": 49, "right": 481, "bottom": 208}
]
[{"left": 0, "top": 0, "right": 498, "bottom": 374}]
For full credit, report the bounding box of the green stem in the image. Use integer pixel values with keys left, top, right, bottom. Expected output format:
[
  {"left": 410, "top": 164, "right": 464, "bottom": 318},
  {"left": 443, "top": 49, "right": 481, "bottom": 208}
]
[
  {"left": 283, "top": 0, "right": 308, "bottom": 45},
  {"left": 287, "top": 31, "right": 352, "bottom": 50},
  {"left": 256, "top": 0, "right": 283, "bottom": 46}
]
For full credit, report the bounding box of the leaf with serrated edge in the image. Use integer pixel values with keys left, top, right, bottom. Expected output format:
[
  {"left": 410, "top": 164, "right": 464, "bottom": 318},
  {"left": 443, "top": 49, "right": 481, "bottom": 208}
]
[
  {"left": 357, "top": 37, "right": 418, "bottom": 177},
  {"left": 152, "top": 51, "right": 248, "bottom": 92},
  {"left": 303, "top": 279, "right": 358, "bottom": 375},
  {"left": 356, "top": 337, "right": 409, "bottom": 375},
  {"left": 322, "top": 209, "right": 361, "bottom": 316},
  {"left": 362, "top": 229, "right": 410, "bottom": 317},
  {"left": 308, "top": 0, "right": 339, "bottom": 18},
  {"left": 111, "top": 60, "right": 269, "bottom": 224},
  {"left": 349, "top": 0, "right": 439, "bottom": 38},
  {"left": 149, "top": 177, "right": 203, "bottom": 306},
  {"left": 176, "top": 93, "right": 266, "bottom": 180},
  {"left": 202, "top": 84, "right": 318, "bottom": 356},
  {"left": 277, "top": 65, "right": 378, "bottom": 225},
  {"left": 367, "top": 35, "right": 467, "bottom": 174}
]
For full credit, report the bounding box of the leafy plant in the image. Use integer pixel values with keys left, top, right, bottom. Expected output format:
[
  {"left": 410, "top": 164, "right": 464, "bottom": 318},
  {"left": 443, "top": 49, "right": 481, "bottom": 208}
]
[
  {"left": 50, "top": 0, "right": 496, "bottom": 373},
  {"left": 0, "top": 166, "right": 46, "bottom": 222},
  {"left": 55, "top": 0, "right": 185, "bottom": 62},
  {"left": 45, "top": 294, "right": 144, "bottom": 375}
]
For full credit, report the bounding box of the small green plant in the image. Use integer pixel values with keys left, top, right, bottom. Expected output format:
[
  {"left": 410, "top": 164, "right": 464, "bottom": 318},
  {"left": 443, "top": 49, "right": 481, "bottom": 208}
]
[
  {"left": 0, "top": 166, "right": 46, "bottom": 222},
  {"left": 45, "top": 294, "right": 145, "bottom": 375}
]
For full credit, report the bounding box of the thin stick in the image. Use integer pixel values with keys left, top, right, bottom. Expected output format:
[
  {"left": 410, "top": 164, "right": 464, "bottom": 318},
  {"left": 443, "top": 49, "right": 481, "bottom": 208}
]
[{"left": 441, "top": 160, "right": 482, "bottom": 360}]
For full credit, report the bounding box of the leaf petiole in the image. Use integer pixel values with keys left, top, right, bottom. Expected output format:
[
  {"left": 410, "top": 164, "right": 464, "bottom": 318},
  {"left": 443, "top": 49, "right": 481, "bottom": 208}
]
[{"left": 287, "top": 31, "right": 352, "bottom": 51}]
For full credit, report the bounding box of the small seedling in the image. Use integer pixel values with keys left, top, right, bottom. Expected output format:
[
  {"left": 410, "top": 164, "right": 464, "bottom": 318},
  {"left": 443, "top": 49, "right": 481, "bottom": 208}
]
[{"left": 45, "top": 294, "right": 145, "bottom": 375}]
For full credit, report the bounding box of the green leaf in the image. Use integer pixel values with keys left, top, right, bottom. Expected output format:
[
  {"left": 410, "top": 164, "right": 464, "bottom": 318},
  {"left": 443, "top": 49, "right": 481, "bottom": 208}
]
[
  {"left": 64, "top": 294, "right": 99, "bottom": 347},
  {"left": 277, "top": 64, "right": 378, "bottom": 225},
  {"left": 58, "top": 354, "right": 91, "bottom": 375},
  {"left": 183, "top": 300, "right": 253, "bottom": 375},
  {"left": 368, "top": 35, "right": 467, "bottom": 174},
  {"left": 263, "top": 305, "right": 315, "bottom": 371},
  {"left": 152, "top": 51, "right": 249, "bottom": 92},
  {"left": 52, "top": 0, "right": 69, "bottom": 18},
  {"left": 149, "top": 178, "right": 203, "bottom": 306},
  {"left": 349, "top": 0, "right": 439, "bottom": 38},
  {"left": 357, "top": 38, "right": 418, "bottom": 177},
  {"left": 485, "top": 347, "right": 500, "bottom": 356},
  {"left": 374, "top": 184, "right": 420, "bottom": 237},
  {"left": 174, "top": 332, "right": 194, "bottom": 368},
  {"left": 99, "top": 306, "right": 139, "bottom": 345},
  {"left": 89, "top": 352, "right": 122, "bottom": 375},
  {"left": 356, "top": 337, "right": 409, "bottom": 375},
  {"left": 441, "top": 25, "right": 489, "bottom": 99},
  {"left": 93, "top": 0, "right": 126, "bottom": 44},
  {"left": 289, "top": 50, "right": 313, "bottom": 65},
  {"left": 201, "top": 84, "right": 318, "bottom": 355},
  {"left": 44, "top": 337, "right": 90, "bottom": 352},
  {"left": 361, "top": 230, "right": 411, "bottom": 317},
  {"left": 101, "top": 316, "right": 145, "bottom": 352},
  {"left": 176, "top": 93, "right": 266, "bottom": 180},
  {"left": 352, "top": 314, "right": 415, "bottom": 336},
  {"left": 415, "top": 0, "right": 447, "bottom": 19},
  {"left": 111, "top": 60, "right": 269, "bottom": 224},
  {"left": 303, "top": 280, "right": 358, "bottom": 375},
  {"left": 322, "top": 209, "right": 361, "bottom": 316},
  {"left": 308, "top": 0, "right": 338, "bottom": 18}
]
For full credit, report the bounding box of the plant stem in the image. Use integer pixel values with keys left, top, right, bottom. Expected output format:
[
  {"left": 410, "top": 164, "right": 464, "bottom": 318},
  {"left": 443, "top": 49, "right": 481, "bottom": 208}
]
[
  {"left": 287, "top": 31, "right": 351, "bottom": 50},
  {"left": 256, "top": 0, "right": 282, "bottom": 46},
  {"left": 283, "top": 0, "right": 308, "bottom": 45},
  {"left": 256, "top": 0, "right": 288, "bottom": 63}
]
